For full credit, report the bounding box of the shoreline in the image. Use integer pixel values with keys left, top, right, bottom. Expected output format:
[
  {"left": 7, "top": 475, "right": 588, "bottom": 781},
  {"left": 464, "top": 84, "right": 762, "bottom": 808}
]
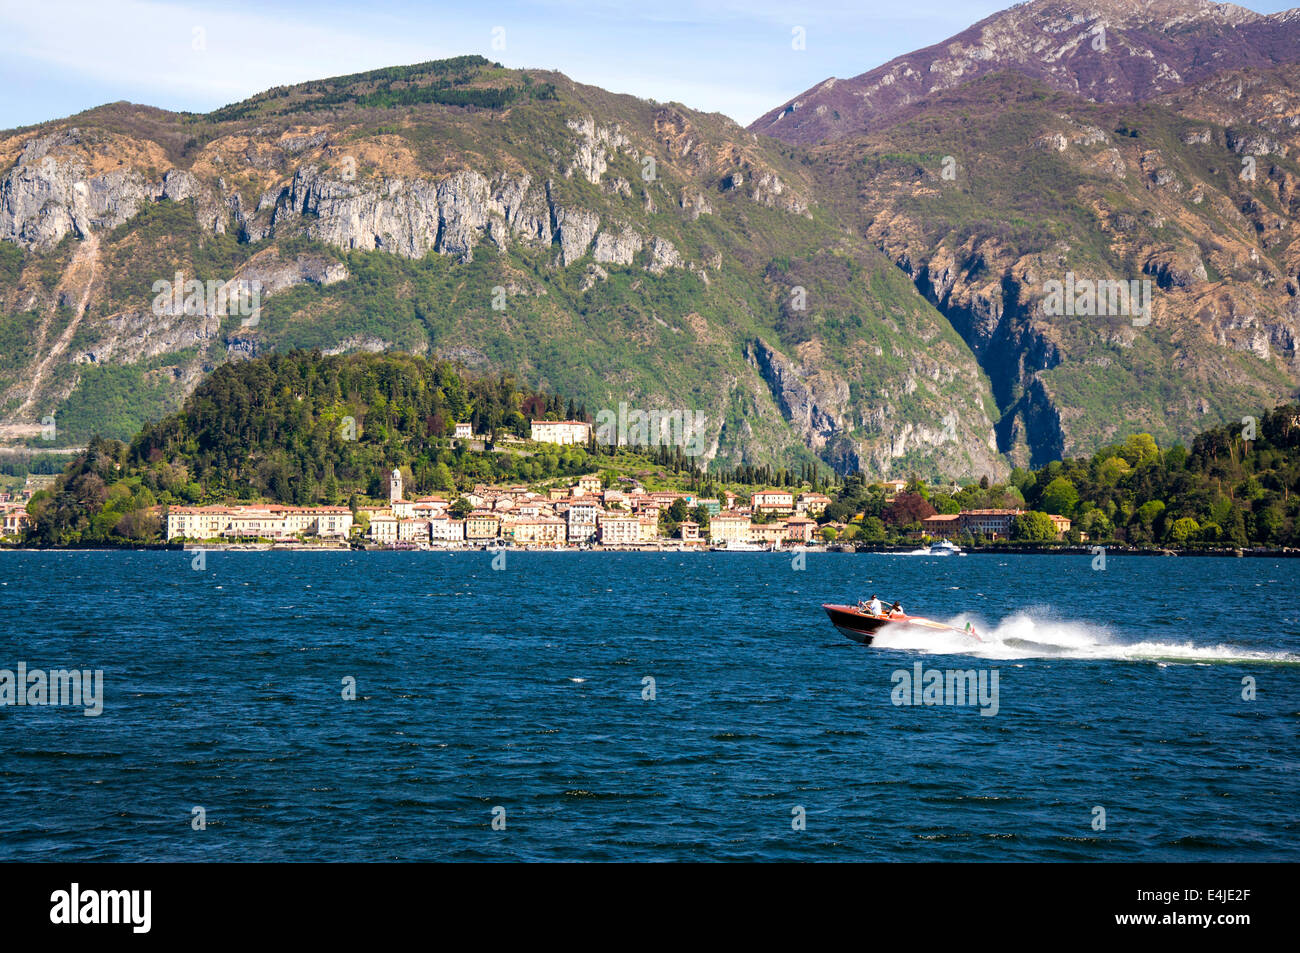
[{"left": 2, "top": 541, "right": 1298, "bottom": 557}]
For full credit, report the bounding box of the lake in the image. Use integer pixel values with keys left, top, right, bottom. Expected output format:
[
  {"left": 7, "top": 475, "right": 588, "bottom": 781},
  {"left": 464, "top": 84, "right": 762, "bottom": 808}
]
[{"left": 0, "top": 550, "right": 1296, "bottom": 861}]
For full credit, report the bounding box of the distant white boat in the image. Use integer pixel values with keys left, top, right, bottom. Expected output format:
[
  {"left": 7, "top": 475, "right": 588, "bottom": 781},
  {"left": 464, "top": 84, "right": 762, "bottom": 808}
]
[
  {"left": 710, "top": 540, "right": 766, "bottom": 552},
  {"left": 891, "top": 538, "right": 965, "bottom": 556}
]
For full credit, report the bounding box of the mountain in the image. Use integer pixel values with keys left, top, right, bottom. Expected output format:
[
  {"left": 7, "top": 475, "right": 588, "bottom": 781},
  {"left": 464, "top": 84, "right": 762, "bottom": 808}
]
[
  {"left": 750, "top": 0, "right": 1300, "bottom": 146},
  {"left": 806, "top": 66, "right": 1300, "bottom": 465},
  {"left": 743, "top": 0, "right": 1300, "bottom": 467},
  {"left": 0, "top": 56, "right": 1004, "bottom": 480}
]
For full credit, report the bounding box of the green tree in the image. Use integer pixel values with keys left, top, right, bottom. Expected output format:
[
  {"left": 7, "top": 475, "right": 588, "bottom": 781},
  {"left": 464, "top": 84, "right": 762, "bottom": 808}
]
[
  {"left": 1039, "top": 477, "right": 1078, "bottom": 517},
  {"left": 1168, "top": 517, "right": 1199, "bottom": 544},
  {"left": 1011, "top": 511, "right": 1059, "bottom": 542}
]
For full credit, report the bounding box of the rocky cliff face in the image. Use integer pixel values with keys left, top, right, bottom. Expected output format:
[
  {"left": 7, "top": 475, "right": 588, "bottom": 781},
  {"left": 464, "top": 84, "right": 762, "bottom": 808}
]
[
  {"left": 0, "top": 129, "right": 163, "bottom": 248},
  {"left": 752, "top": 0, "right": 1300, "bottom": 145},
  {"left": 1, "top": 125, "right": 684, "bottom": 275}
]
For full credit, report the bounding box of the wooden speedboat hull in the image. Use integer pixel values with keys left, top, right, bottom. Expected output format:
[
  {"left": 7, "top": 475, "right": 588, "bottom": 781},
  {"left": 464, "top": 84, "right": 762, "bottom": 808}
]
[
  {"left": 822, "top": 603, "right": 967, "bottom": 644},
  {"left": 822, "top": 604, "right": 891, "bottom": 643}
]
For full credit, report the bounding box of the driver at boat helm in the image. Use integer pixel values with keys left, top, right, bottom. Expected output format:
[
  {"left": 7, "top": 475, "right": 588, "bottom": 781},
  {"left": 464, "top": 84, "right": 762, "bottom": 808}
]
[
  {"left": 868, "top": 595, "right": 882, "bottom": 616},
  {"left": 889, "top": 602, "right": 904, "bottom": 619}
]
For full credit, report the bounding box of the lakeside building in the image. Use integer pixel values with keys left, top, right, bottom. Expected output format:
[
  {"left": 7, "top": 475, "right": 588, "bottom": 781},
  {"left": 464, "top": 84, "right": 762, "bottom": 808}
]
[
  {"left": 530, "top": 420, "right": 592, "bottom": 446},
  {"left": 922, "top": 513, "right": 961, "bottom": 536},
  {"left": 0, "top": 502, "right": 31, "bottom": 538},
  {"left": 1047, "top": 514, "right": 1072, "bottom": 536},
  {"left": 709, "top": 513, "right": 751, "bottom": 545},
  {"left": 567, "top": 501, "right": 600, "bottom": 543},
  {"left": 784, "top": 517, "right": 818, "bottom": 544},
  {"left": 598, "top": 512, "right": 642, "bottom": 546},
  {"left": 509, "top": 517, "right": 567, "bottom": 545},
  {"left": 369, "top": 513, "right": 398, "bottom": 543},
  {"left": 957, "top": 508, "right": 1024, "bottom": 539},
  {"left": 466, "top": 511, "right": 502, "bottom": 540},
  {"left": 165, "top": 505, "right": 352, "bottom": 541},
  {"left": 922, "top": 509, "right": 1072, "bottom": 540},
  {"left": 429, "top": 514, "right": 466, "bottom": 542},
  {"left": 399, "top": 518, "right": 429, "bottom": 543},
  {"left": 454, "top": 422, "right": 473, "bottom": 439}
]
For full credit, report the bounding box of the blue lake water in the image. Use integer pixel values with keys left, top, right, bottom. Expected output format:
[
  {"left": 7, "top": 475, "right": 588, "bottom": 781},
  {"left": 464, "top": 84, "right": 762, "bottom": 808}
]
[{"left": 0, "top": 550, "right": 1296, "bottom": 861}]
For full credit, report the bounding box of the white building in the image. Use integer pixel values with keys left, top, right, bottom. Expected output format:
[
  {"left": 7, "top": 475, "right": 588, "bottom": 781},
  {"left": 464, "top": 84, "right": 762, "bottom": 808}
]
[
  {"left": 530, "top": 420, "right": 592, "bottom": 446},
  {"left": 429, "top": 515, "right": 466, "bottom": 542},
  {"left": 369, "top": 514, "right": 399, "bottom": 543},
  {"left": 398, "top": 518, "right": 429, "bottom": 543},
  {"left": 752, "top": 490, "right": 795, "bottom": 515},
  {"left": 567, "top": 501, "right": 600, "bottom": 543}
]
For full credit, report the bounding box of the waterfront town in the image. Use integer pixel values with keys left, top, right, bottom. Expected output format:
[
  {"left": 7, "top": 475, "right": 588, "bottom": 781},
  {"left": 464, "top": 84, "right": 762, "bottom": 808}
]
[
  {"left": 0, "top": 420, "right": 1074, "bottom": 549},
  {"left": 157, "top": 463, "right": 1071, "bottom": 550},
  {"left": 160, "top": 467, "right": 834, "bottom": 549},
  {"left": 154, "top": 471, "right": 1067, "bottom": 549}
]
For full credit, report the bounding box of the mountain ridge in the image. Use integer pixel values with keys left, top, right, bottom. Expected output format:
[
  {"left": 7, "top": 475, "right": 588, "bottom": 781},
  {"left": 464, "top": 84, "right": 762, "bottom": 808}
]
[{"left": 750, "top": 0, "right": 1300, "bottom": 145}]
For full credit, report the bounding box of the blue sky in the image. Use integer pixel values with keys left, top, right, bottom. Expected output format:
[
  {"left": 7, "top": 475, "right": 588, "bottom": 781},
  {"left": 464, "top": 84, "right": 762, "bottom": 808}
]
[{"left": 0, "top": 0, "right": 1294, "bottom": 130}]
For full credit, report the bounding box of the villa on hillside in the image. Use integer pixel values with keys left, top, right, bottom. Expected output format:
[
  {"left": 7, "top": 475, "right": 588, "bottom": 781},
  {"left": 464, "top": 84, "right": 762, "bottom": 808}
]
[{"left": 530, "top": 420, "right": 592, "bottom": 445}]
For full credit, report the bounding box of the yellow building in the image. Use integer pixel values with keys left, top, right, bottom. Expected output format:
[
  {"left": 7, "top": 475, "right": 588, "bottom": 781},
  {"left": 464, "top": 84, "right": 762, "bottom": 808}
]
[
  {"left": 466, "top": 511, "right": 502, "bottom": 540},
  {"left": 598, "top": 512, "right": 641, "bottom": 546},
  {"left": 709, "top": 513, "right": 751, "bottom": 544}
]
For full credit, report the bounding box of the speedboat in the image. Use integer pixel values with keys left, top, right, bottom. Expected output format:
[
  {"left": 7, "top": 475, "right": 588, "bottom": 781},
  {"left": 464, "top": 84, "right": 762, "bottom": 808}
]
[
  {"left": 821, "top": 603, "right": 977, "bottom": 645},
  {"left": 929, "top": 538, "right": 962, "bottom": 555}
]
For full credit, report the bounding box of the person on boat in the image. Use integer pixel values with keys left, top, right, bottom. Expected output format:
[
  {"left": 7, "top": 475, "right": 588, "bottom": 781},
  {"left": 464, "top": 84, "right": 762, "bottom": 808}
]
[
  {"left": 867, "top": 595, "right": 882, "bottom": 616},
  {"left": 889, "top": 601, "right": 905, "bottom": 619}
]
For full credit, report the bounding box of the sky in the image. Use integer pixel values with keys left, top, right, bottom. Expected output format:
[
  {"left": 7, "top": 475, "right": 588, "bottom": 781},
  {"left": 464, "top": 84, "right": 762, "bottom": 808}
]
[{"left": 0, "top": 0, "right": 1295, "bottom": 131}]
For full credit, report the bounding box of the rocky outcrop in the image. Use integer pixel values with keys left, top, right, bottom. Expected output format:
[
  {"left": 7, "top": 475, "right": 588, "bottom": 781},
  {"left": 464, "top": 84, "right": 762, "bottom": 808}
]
[
  {"left": 1, "top": 130, "right": 162, "bottom": 249},
  {"left": 745, "top": 338, "right": 848, "bottom": 452},
  {"left": 592, "top": 224, "right": 642, "bottom": 265},
  {"left": 553, "top": 204, "right": 600, "bottom": 266},
  {"left": 272, "top": 166, "right": 551, "bottom": 261},
  {"left": 565, "top": 117, "right": 630, "bottom": 184},
  {"left": 74, "top": 309, "right": 222, "bottom": 367}
]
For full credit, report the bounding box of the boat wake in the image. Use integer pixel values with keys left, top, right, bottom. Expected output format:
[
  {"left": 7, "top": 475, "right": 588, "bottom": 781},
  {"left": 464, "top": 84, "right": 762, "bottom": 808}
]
[{"left": 868, "top": 611, "right": 1300, "bottom": 664}]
